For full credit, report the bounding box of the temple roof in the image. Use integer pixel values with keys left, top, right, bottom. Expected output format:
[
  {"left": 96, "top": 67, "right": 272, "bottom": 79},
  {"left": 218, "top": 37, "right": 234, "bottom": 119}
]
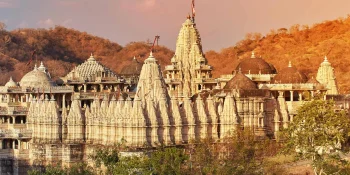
[
  {"left": 5, "top": 77, "right": 18, "bottom": 87},
  {"left": 272, "top": 61, "right": 307, "bottom": 84},
  {"left": 236, "top": 52, "right": 277, "bottom": 74},
  {"left": 120, "top": 56, "right": 143, "bottom": 75},
  {"left": 20, "top": 63, "right": 57, "bottom": 87},
  {"left": 64, "top": 54, "right": 118, "bottom": 81},
  {"left": 307, "top": 77, "right": 325, "bottom": 89},
  {"left": 224, "top": 71, "right": 257, "bottom": 90}
]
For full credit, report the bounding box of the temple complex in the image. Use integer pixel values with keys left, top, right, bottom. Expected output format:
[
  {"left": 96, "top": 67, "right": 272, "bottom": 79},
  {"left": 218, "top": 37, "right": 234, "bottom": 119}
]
[{"left": 0, "top": 10, "right": 343, "bottom": 175}]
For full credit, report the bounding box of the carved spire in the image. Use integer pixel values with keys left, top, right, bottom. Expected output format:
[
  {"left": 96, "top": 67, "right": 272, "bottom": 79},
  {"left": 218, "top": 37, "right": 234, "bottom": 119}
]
[{"left": 316, "top": 56, "right": 339, "bottom": 94}]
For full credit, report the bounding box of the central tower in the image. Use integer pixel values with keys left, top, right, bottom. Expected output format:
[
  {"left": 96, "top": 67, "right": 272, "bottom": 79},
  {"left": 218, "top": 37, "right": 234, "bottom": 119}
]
[{"left": 164, "top": 15, "right": 216, "bottom": 97}]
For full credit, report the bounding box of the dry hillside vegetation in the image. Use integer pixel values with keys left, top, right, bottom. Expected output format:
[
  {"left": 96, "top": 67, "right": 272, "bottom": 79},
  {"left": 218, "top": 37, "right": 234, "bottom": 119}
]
[
  {"left": 206, "top": 16, "right": 350, "bottom": 93},
  {"left": 0, "top": 26, "right": 173, "bottom": 84},
  {"left": 1, "top": 16, "right": 350, "bottom": 92}
]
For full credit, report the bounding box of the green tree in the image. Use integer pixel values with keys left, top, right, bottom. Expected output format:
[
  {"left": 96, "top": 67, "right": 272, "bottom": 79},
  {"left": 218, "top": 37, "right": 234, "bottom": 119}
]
[
  {"left": 148, "top": 147, "right": 189, "bottom": 175},
  {"left": 283, "top": 99, "right": 350, "bottom": 174}
]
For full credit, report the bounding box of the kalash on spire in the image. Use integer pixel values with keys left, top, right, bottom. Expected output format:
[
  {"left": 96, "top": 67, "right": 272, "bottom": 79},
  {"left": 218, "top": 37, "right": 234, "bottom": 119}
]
[{"left": 164, "top": 0, "right": 216, "bottom": 98}]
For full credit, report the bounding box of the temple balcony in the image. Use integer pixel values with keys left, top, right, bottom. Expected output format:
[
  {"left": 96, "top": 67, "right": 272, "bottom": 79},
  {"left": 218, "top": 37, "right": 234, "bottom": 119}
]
[
  {"left": 194, "top": 78, "right": 217, "bottom": 84},
  {"left": 259, "top": 83, "right": 317, "bottom": 91},
  {"left": 0, "top": 129, "right": 32, "bottom": 139},
  {"left": 164, "top": 79, "right": 182, "bottom": 84},
  {"left": 0, "top": 107, "right": 28, "bottom": 116}
]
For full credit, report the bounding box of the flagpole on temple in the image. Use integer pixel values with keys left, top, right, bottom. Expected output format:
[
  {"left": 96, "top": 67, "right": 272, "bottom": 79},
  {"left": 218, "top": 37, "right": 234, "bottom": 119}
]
[{"left": 191, "top": 0, "right": 195, "bottom": 23}]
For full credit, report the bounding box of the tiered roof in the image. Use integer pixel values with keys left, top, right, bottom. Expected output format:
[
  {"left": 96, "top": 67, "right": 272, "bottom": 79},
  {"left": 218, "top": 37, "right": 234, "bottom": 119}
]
[{"left": 64, "top": 54, "right": 118, "bottom": 82}]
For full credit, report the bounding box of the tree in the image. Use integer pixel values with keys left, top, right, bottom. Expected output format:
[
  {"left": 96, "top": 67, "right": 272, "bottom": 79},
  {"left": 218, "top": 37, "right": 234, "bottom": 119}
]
[
  {"left": 283, "top": 99, "right": 350, "bottom": 175},
  {"left": 148, "top": 147, "right": 189, "bottom": 175},
  {"left": 0, "top": 22, "right": 6, "bottom": 31}
]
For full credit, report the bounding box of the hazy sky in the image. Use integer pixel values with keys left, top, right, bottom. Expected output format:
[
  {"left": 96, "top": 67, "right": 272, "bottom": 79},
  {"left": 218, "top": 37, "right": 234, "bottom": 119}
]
[{"left": 1, "top": 0, "right": 350, "bottom": 51}]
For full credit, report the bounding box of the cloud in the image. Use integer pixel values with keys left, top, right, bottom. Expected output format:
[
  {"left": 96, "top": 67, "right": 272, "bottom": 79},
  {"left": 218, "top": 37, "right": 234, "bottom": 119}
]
[
  {"left": 62, "top": 19, "right": 73, "bottom": 27},
  {"left": 17, "top": 21, "right": 28, "bottom": 28},
  {"left": 120, "top": 0, "right": 158, "bottom": 11},
  {"left": 0, "top": 1, "right": 13, "bottom": 8},
  {"left": 0, "top": 19, "right": 8, "bottom": 24},
  {"left": 38, "top": 18, "right": 55, "bottom": 28}
]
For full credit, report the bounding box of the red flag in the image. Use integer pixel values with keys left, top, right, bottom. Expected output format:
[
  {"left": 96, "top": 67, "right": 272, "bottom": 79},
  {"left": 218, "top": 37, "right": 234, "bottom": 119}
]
[
  {"left": 26, "top": 50, "right": 36, "bottom": 66},
  {"left": 192, "top": 0, "right": 195, "bottom": 17}
]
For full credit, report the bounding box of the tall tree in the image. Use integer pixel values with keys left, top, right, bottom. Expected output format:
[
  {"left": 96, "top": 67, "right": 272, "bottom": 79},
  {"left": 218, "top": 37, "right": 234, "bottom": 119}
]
[{"left": 283, "top": 99, "right": 350, "bottom": 175}]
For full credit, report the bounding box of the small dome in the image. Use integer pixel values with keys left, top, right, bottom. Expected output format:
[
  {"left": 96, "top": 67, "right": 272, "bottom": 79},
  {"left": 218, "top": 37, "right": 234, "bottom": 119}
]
[
  {"left": 224, "top": 71, "right": 257, "bottom": 90},
  {"left": 5, "top": 77, "right": 17, "bottom": 87},
  {"left": 120, "top": 56, "right": 143, "bottom": 75},
  {"left": 20, "top": 64, "right": 56, "bottom": 87},
  {"left": 272, "top": 62, "right": 307, "bottom": 84},
  {"left": 235, "top": 52, "right": 277, "bottom": 74},
  {"left": 87, "top": 53, "right": 96, "bottom": 62}
]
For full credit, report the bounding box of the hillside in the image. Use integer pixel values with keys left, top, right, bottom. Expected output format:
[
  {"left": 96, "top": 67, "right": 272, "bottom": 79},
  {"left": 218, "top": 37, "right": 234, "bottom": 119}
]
[
  {"left": 0, "top": 26, "right": 173, "bottom": 84},
  {"left": 206, "top": 16, "right": 350, "bottom": 93},
  {"left": 1, "top": 16, "right": 350, "bottom": 93}
]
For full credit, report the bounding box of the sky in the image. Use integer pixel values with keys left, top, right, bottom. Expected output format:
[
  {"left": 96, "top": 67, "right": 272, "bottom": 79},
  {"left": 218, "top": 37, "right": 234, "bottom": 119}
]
[{"left": 1, "top": 0, "right": 350, "bottom": 51}]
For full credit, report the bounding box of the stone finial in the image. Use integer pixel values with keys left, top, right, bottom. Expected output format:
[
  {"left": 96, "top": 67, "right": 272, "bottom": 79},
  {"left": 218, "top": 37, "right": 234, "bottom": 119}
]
[
  {"left": 288, "top": 61, "right": 292, "bottom": 68},
  {"left": 324, "top": 56, "right": 328, "bottom": 62},
  {"left": 251, "top": 51, "right": 255, "bottom": 58},
  {"left": 88, "top": 53, "right": 96, "bottom": 62}
]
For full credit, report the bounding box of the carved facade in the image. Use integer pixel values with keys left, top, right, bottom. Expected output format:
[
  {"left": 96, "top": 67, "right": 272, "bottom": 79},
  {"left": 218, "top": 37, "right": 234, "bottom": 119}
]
[{"left": 0, "top": 14, "right": 342, "bottom": 174}]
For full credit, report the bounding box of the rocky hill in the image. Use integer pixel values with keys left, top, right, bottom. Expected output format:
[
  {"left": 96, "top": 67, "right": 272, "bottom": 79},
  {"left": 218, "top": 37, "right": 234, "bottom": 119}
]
[
  {"left": 0, "top": 26, "right": 173, "bottom": 84},
  {"left": 206, "top": 16, "right": 350, "bottom": 93}
]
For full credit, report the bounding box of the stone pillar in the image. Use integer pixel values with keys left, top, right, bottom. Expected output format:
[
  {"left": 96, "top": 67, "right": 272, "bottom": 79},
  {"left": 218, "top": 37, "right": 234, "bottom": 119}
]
[
  {"left": 299, "top": 92, "right": 302, "bottom": 101},
  {"left": 6, "top": 94, "right": 10, "bottom": 103},
  {"left": 25, "top": 94, "right": 29, "bottom": 102},
  {"left": 84, "top": 84, "right": 87, "bottom": 92},
  {"left": 290, "top": 91, "right": 293, "bottom": 102},
  {"left": 12, "top": 140, "right": 15, "bottom": 149},
  {"left": 100, "top": 84, "right": 103, "bottom": 92},
  {"left": 63, "top": 94, "right": 66, "bottom": 108},
  {"left": 0, "top": 140, "right": 2, "bottom": 149},
  {"left": 18, "top": 140, "right": 21, "bottom": 150}
]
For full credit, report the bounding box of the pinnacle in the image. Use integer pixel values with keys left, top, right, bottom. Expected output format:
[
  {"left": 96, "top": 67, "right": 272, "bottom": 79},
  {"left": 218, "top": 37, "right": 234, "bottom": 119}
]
[{"left": 251, "top": 51, "right": 255, "bottom": 58}]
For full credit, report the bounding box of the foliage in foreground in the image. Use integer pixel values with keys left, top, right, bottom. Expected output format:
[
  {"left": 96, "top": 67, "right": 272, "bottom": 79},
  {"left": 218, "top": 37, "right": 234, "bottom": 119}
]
[
  {"left": 282, "top": 99, "right": 350, "bottom": 175},
  {"left": 28, "top": 130, "right": 282, "bottom": 175}
]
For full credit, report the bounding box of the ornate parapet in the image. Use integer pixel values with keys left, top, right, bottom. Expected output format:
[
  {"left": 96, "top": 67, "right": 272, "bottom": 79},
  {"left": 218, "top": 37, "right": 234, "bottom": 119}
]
[{"left": 0, "top": 129, "right": 32, "bottom": 139}]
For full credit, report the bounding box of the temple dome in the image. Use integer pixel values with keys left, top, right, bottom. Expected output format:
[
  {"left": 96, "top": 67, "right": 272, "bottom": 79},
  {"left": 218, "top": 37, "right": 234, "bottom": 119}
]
[
  {"left": 224, "top": 71, "right": 257, "bottom": 90},
  {"left": 64, "top": 54, "right": 119, "bottom": 81},
  {"left": 5, "top": 77, "right": 18, "bottom": 87},
  {"left": 20, "top": 64, "right": 56, "bottom": 87},
  {"left": 235, "top": 52, "right": 276, "bottom": 74},
  {"left": 120, "top": 56, "right": 143, "bottom": 75},
  {"left": 272, "top": 61, "right": 307, "bottom": 84}
]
